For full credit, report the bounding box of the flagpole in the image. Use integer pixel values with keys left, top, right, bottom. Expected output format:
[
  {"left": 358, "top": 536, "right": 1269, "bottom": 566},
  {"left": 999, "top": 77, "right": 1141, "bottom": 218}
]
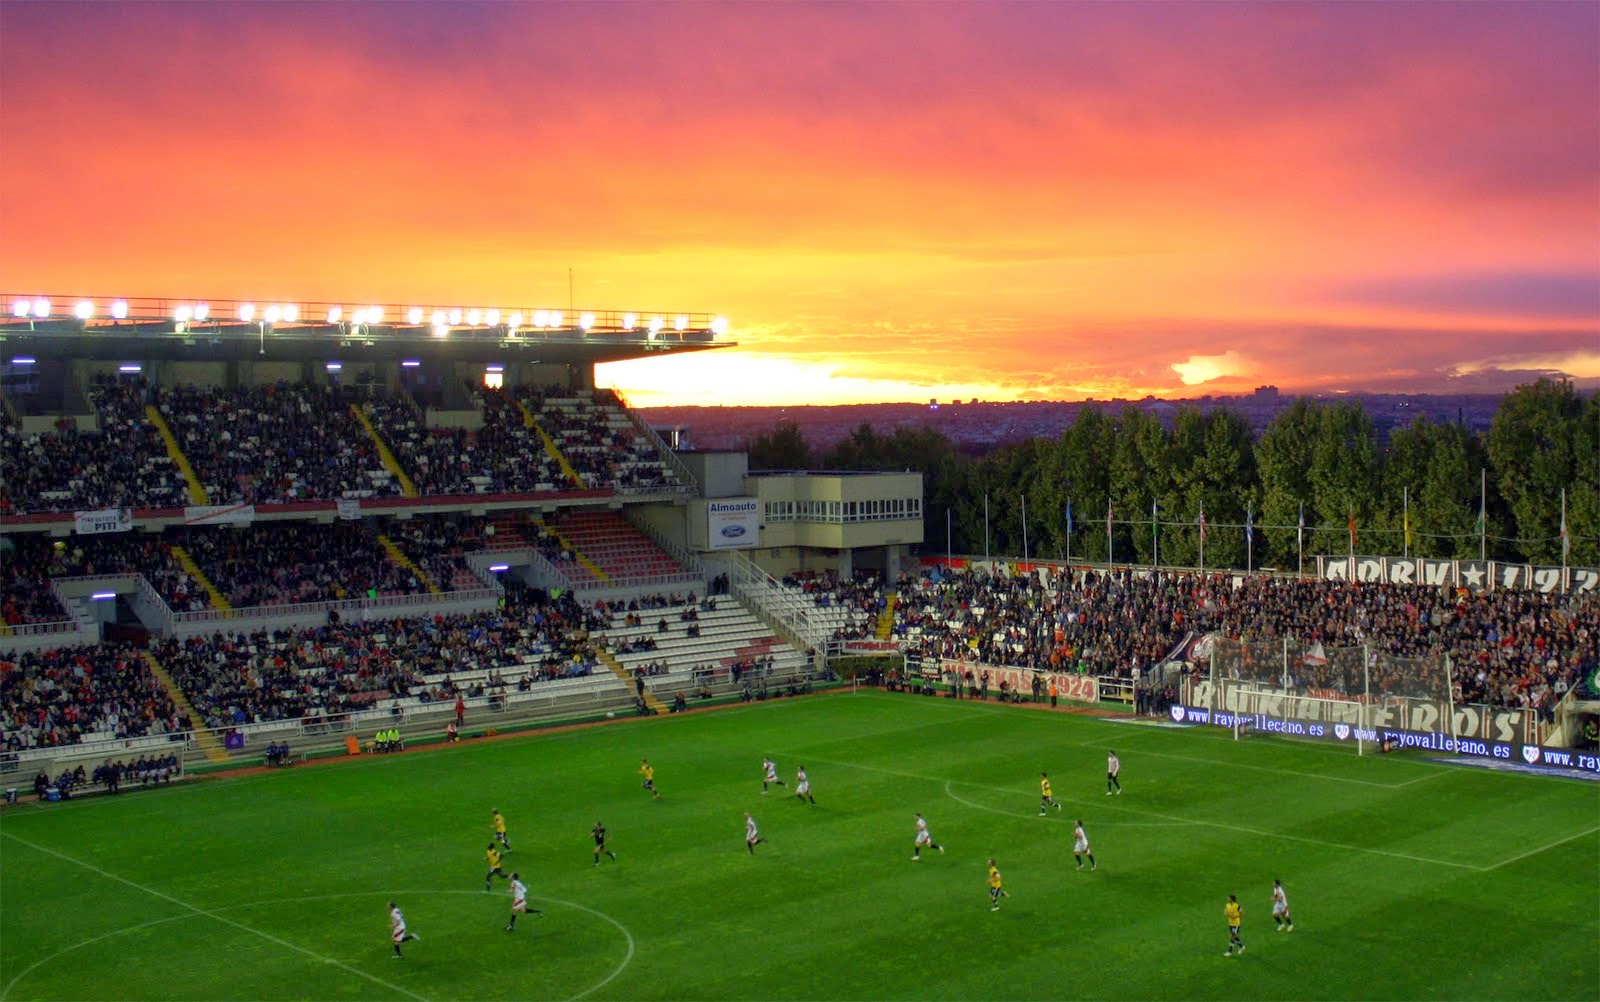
[
  {"left": 1297, "top": 502, "right": 1305, "bottom": 578},
  {"left": 1246, "top": 501, "right": 1253, "bottom": 574},
  {"left": 1403, "top": 485, "right": 1409, "bottom": 560},
  {"left": 1561, "top": 487, "right": 1569, "bottom": 576},
  {"left": 1479, "top": 467, "right": 1486, "bottom": 560},
  {"left": 1065, "top": 497, "right": 1073, "bottom": 566},
  {"left": 1106, "top": 501, "right": 1113, "bottom": 572},
  {"left": 1021, "top": 494, "right": 1029, "bottom": 564},
  {"left": 946, "top": 507, "right": 952, "bottom": 560},
  {"left": 1152, "top": 499, "right": 1159, "bottom": 569},
  {"left": 972, "top": 492, "right": 985, "bottom": 566},
  {"left": 1198, "top": 507, "right": 1205, "bottom": 573}
]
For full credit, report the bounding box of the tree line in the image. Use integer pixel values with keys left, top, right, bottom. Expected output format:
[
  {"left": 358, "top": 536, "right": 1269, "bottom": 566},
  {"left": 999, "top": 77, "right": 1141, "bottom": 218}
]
[{"left": 746, "top": 378, "right": 1598, "bottom": 568}]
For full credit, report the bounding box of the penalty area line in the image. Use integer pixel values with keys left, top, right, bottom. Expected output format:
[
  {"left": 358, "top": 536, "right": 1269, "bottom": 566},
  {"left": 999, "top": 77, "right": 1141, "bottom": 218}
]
[{"left": 0, "top": 831, "right": 430, "bottom": 1002}]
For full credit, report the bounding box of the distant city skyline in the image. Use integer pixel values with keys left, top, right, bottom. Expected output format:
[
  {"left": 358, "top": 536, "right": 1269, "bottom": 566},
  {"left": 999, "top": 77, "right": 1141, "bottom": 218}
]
[{"left": 2, "top": 2, "right": 1596, "bottom": 406}]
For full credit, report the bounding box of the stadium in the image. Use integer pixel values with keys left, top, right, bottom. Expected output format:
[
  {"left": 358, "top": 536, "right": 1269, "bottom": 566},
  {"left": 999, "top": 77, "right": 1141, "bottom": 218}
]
[{"left": 1, "top": 296, "right": 1597, "bottom": 1002}]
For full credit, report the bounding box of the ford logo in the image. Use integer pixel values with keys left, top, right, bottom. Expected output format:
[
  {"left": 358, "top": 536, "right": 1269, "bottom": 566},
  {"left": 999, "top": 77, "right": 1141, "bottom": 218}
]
[{"left": 721, "top": 525, "right": 747, "bottom": 538}]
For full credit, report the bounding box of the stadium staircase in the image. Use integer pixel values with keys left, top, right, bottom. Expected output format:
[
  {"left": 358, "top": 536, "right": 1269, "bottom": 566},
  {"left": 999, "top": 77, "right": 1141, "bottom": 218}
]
[
  {"left": 140, "top": 650, "right": 231, "bottom": 763},
  {"left": 168, "top": 544, "right": 234, "bottom": 614},
  {"left": 144, "top": 404, "right": 209, "bottom": 505},
  {"left": 596, "top": 649, "right": 669, "bottom": 713},
  {"left": 876, "top": 593, "right": 898, "bottom": 640},
  {"left": 348, "top": 403, "right": 418, "bottom": 498},
  {"left": 377, "top": 534, "right": 442, "bottom": 594},
  {"left": 513, "top": 400, "right": 584, "bottom": 487}
]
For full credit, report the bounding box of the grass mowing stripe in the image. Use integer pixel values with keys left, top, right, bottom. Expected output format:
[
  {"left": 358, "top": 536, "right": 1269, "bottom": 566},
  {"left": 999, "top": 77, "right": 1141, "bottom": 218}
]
[
  {"left": 0, "top": 833, "right": 429, "bottom": 1002},
  {"left": 1486, "top": 824, "right": 1600, "bottom": 870},
  {"left": 790, "top": 752, "right": 1488, "bottom": 871}
]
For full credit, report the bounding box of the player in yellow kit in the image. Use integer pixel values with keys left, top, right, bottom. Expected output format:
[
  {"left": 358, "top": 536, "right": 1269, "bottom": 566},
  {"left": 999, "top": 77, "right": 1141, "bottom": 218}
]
[
  {"left": 491, "top": 809, "right": 512, "bottom": 852},
  {"left": 1224, "top": 894, "right": 1244, "bottom": 956},
  {"left": 1039, "top": 772, "right": 1062, "bottom": 815},
  {"left": 639, "top": 759, "right": 660, "bottom": 799},
  {"left": 987, "top": 859, "right": 1008, "bottom": 912},
  {"left": 485, "top": 843, "right": 509, "bottom": 892}
]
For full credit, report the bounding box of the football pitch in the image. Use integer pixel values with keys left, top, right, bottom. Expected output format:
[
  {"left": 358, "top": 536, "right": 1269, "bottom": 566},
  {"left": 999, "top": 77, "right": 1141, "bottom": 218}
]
[{"left": 2, "top": 691, "right": 1596, "bottom": 1002}]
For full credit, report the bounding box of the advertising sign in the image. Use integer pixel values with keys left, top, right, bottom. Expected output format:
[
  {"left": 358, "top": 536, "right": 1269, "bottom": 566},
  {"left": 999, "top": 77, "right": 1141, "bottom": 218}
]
[
  {"left": 707, "top": 498, "right": 760, "bottom": 550},
  {"left": 73, "top": 507, "right": 133, "bottom": 535}
]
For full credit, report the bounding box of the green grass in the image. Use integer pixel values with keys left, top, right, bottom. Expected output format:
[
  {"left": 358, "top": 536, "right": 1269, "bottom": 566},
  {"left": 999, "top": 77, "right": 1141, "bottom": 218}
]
[{"left": 2, "top": 691, "right": 1596, "bottom": 1001}]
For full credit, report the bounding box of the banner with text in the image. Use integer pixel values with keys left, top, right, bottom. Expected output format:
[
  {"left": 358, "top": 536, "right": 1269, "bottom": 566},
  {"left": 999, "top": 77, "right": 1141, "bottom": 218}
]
[
  {"left": 706, "top": 498, "right": 760, "bottom": 550},
  {"left": 1316, "top": 555, "right": 1597, "bottom": 594},
  {"left": 183, "top": 503, "right": 256, "bottom": 526},
  {"left": 336, "top": 498, "right": 363, "bottom": 520},
  {"left": 73, "top": 507, "right": 133, "bottom": 535},
  {"left": 936, "top": 660, "right": 1099, "bottom": 703}
]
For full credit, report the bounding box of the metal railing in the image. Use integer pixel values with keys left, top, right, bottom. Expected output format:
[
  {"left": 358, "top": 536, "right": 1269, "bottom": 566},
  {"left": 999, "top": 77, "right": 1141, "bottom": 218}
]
[
  {"left": 609, "top": 388, "right": 701, "bottom": 493},
  {"left": 725, "top": 550, "right": 827, "bottom": 651},
  {"left": 169, "top": 587, "right": 499, "bottom": 625}
]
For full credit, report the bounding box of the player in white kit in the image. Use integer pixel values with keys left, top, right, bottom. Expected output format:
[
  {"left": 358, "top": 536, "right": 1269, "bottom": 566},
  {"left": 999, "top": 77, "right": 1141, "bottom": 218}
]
[
  {"left": 1073, "top": 820, "right": 1097, "bottom": 871},
  {"left": 762, "top": 757, "right": 785, "bottom": 793},
  {"left": 1271, "top": 879, "right": 1293, "bottom": 931},
  {"left": 745, "top": 812, "right": 767, "bottom": 853},
  {"left": 913, "top": 812, "right": 945, "bottom": 860},
  {"left": 795, "top": 765, "right": 815, "bottom": 805},
  {"left": 506, "top": 873, "right": 542, "bottom": 930},
  {"left": 389, "top": 901, "right": 419, "bottom": 958}
]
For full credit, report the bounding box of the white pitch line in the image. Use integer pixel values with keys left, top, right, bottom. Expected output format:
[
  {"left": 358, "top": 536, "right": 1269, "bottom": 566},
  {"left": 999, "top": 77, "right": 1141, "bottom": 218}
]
[
  {"left": 1487, "top": 825, "right": 1600, "bottom": 871},
  {"left": 1101, "top": 744, "right": 1417, "bottom": 789},
  {"left": 793, "top": 754, "right": 1487, "bottom": 872},
  {"left": 941, "top": 781, "right": 1194, "bottom": 827},
  {"left": 0, "top": 832, "right": 430, "bottom": 1002}
]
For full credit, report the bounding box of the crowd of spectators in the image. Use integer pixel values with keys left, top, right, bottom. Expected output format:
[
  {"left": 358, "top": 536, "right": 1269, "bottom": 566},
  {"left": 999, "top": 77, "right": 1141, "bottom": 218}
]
[
  {"left": 0, "top": 642, "right": 189, "bottom": 751},
  {"left": 864, "top": 565, "right": 1597, "bottom": 717},
  {"left": 155, "top": 381, "right": 401, "bottom": 504},
  {"left": 0, "top": 376, "right": 186, "bottom": 514},
  {"left": 513, "top": 386, "right": 683, "bottom": 492}
]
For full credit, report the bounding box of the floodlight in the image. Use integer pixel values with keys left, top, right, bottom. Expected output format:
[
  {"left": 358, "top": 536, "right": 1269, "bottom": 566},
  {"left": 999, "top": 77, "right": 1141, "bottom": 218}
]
[
  {"left": 486, "top": 308, "right": 500, "bottom": 326},
  {"left": 486, "top": 364, "right": 504, "bottom": 373},
  {"left": 579, "top": 312, "right": 595, "bottom": 330},
  {"left": 264, "top": 305, "right": 282, "bottom": 324},
  {"left": 549, "top": 311, "right": 563, "bottom": 328},
  {"left": 194, "top": 303, "right": 210, "bottom": 321},
  {"left": 432, "top": 323, "right": 450, "bottom": 338},
  {"left": 467, "top": 309, "right": 482, "bottom": 326},
  {"left": 118, "top": 364, "right": 142, "bottom": 373},
  {"left": 111, "top": 300, "right": 129, "bottom": 320},
  {"left": 448, "top": 308, "right": 463, "bottom": 326},
  {"left": 239, "top": 303, "right": 256, "bottom": 322},
  {"left": 674, "top": 315, "right": 688, "bottom": 331},
  {"left": 623, "top": 312, "right": 637, "bottom": 330},
  {"left": 11, "top": 300, "right": 27, "bottom": 318},
  {"left": 648, "top": 316, "right": 665, "bottom": 333},
  {"left": 328, "top": 306, "right": 344, "bottom": 324},
  {"left": 32, "top": 299, "right": 49, "bottom": 318},
  {"left": 401, "top": 359, "right": 421, "bottom": 368},
  {"left": 507, "top": 311, "right": 523, "bottom": 329},
  {"left": 283, "top": 305, "right": 299, "bottom": 323},
  {"left": 175, "top": 305, "right": 194, "bottom": 323},
  {"left": 711, "top": 316, "right": 730, "bottom": 335},
  {"left": 11, "top": 356, "right": 36, "bottom": 365},
  {"left": 75, "top": 301, "right": 94, "bottom": 320},
  {"left": 366, "top": 307, "right": 383, "bottom": 325},
  {"left": 407, "top": 307, "right": 423, "bottom": 325},
  {"left": 326, "top": 362, "right": 342, "bottom": 371},
  {"left": 431, "top": 310, "right": 447, "bottom": 326}
]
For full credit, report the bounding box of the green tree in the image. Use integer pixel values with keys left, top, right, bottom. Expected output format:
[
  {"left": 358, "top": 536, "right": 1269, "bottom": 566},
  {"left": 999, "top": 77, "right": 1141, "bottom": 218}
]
[
  {"left": 1255, "top": 399, "right": 1319, "bottom": 569},
  {"left": 748, "top": 421, "right": 812, "bottom": 471},
  {"left": 1486, "top": 378, "right": 1588, "bottom": 563}
]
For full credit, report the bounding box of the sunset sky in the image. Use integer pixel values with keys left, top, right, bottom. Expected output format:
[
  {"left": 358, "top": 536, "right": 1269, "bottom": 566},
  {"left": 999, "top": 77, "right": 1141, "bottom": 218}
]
[{"left": 2, "top": 1, "right": 1596, "bottom": 406}]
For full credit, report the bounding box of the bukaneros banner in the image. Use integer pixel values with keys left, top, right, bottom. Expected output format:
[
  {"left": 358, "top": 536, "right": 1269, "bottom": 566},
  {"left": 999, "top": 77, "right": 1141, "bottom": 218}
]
[
  {"left": 72, "top": 507, "right": 133, "bottom": 535},
  {"left": 336, "top": 498, "right": 362, "bottom": 520},
  {"left": 935, "top": 659, "right": 1099, "bottom": 703},
  {"left": 1174, "top": 679, "right": 1600, "bottom": 777},
  {"left": 1316, "top": 555, "right": 1598, "bottom": 594},
  {"left": 183, "top": 503, "right": 255, "bottom": 526},
  {"left": 706, "top": 498, "right": 759, "bottom": 550},
  {"left": 842, "top": 640, "right": 902, "bottom": 655}
]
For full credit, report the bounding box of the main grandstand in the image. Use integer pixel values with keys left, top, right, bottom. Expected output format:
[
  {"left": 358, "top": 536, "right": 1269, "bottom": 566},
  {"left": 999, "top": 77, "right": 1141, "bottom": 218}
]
[{"left": 1, "top": 294, "right": 882, "bottom": 778}]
